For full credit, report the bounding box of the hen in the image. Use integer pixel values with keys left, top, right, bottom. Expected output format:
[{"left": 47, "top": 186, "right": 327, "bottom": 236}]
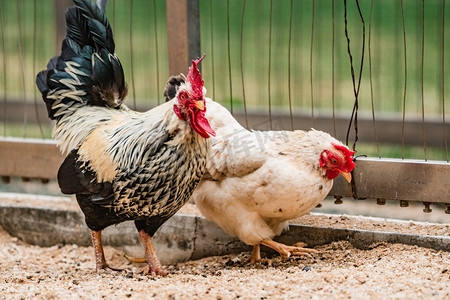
[
  {"left": 36, "top": 0, "right": 214, "bottom": 275},
  {"left": 164, "top": 76, "right": 355, "bottom": 263}
]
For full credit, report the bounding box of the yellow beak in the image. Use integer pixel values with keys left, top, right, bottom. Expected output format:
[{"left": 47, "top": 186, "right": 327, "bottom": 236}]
[
  {"left": 339, "top": 170, "right": 352, "bottom": 183},
  {"left": 195, "top": 100, "right": 205, "bottom": 111}
]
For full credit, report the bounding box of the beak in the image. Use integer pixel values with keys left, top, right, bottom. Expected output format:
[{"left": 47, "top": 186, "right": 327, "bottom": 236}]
[
  {"left": 195, "top": 100, "right": 205, "bottom": 111},
  {"left": 339, "top": 170, "right": 352, "bottom": 183}
]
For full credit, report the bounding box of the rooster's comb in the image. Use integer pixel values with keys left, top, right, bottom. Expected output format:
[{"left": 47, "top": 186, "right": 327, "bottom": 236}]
[{"left": 186, "top": 54, "right": 206, "bottom": 99}]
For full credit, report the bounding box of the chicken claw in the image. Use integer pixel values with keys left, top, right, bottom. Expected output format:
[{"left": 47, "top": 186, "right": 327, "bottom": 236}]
[
  {"left": 261, "top": 239, "right": 318, "bottom": 258},
  {"left": 139, "top": 264, "right": 168, "bottom": 276},
  {"left": 247, "top": 244, "right": 262, "bottom": 264}
]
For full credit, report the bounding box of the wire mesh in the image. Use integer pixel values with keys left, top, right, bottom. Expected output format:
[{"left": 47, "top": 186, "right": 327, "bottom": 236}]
[{"left": 0, "top": 0, "right": 448, "bottom": 162}]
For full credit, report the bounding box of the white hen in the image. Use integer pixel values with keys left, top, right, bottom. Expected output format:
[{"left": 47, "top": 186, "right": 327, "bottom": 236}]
[{"left": 163, "top": 75, "right": 356, "bottom": 262}]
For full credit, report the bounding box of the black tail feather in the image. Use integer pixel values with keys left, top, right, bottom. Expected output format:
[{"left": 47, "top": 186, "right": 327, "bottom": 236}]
[
  {"left": 74, "top": 0, "right": 114, "bottom": 52},
  {"left": 36, "top": 0, "right": 127, "bottom": 120}
]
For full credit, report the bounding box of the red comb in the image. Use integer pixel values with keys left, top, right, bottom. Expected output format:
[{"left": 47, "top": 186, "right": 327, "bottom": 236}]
[
  {"left": 332, "top": 143, "right": 356, "bottom": 172},
  {"left": 331, "top": 143, "right": 356, "bottom": 156},
  {"left": 186, "top": 54, "right": 206, "bottom": 100}
]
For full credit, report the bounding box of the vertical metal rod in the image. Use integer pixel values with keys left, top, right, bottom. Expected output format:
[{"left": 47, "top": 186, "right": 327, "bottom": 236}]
[
  {"left": 209, "top": 0, "right": 215, "bottom": 100},
  {"left": 129, "top": 0, "right": 136, "bottom": 110},
  {"left": 15, "top": 0, "right": 27, "bottom": 137},
  {"left": 153, "top": 0, "right": 160, "bottom": 105},
  {"left": 268, "top": 0, "right": 273, "bottom": 130},
  {"left": 226, "top": 0, "right": 233, "bottom": 114},
  {"left": 394, "top": 0, "right": 401, "bottom": 112},
  {"left": 187, "top": 0, "right": 200, "bottom": 64},
  {"left": 240, "top": 0, "right": 249, "bottom": 129},
  {"left": 369, "top": 0, "right": 380, "bottom": 158},
  {"left": 310, "top": 0, "right": 315, "bottom": 128},
  {"left": 331, "top": 0, "right": 336, "bottom": 137},
  {"left": 298, "top": 1, "right": 303, "bottom": 108},
  {"left": 442, "top": 0, "right": 449, "bottom": 162},
  {"left": 112, "top": 0, "right": 115, "bottom": 33},
  {"left": 421, "top": 0, "right": 427, "bottom": 160},
  {"left": 416, "top": 0, "right": 421, "bottom": 112},
  {"left": 32, "top": 0, "right": 44, "bottom": 139},
  {"left": 288, "top": 0, "right": 294, "bottom": 131},
  {"left": 344, "top": 0, "right": 365, "bottom": 151},
  {"left": 400, "top": 0, "right": 407, "bottom": 160},
  {"left": 0, "top": 0, "right": 7, "bottom": 137}
]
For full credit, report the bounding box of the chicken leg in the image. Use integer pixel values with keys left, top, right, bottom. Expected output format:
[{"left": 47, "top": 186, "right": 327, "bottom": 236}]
[
  {"left": 137, "top": 230, "right": 168, "bottom": 276},
  {"left": 90, "top": 230, "right": 122, "bottom": 272},
  {"left": 248, "top": 239, "right": 317, "bottom": 263},
  {"left": 247, "top": 244, "right": 262, "bottom": 264}
]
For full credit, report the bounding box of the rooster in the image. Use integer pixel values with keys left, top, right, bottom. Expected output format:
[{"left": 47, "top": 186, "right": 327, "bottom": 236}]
[
  {"left": 163, "top": 76, "right": 355, "bottom": 263},
  {"left": 35, "top": 0, "right": 214, "bottom": 275}
]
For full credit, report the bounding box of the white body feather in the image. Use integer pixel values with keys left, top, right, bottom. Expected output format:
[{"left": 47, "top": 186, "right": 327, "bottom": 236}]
[{"left": 192, "top": 98, "right": 341, "bottom": 245}]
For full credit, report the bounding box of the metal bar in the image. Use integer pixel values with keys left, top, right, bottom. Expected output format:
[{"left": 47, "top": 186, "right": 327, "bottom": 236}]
[
  {"left": 2, "top": 100, "right": 450, "bottom": 148},
  {"left": 368, "top": 0, "right": 380, "bottom": 158},
  {"left": 187, "top": 0, "right": 200, "bottom": 63},
  {"left": 152, "top": 0, "right": 161, "bottom": 105},
  {"left": 129, "top": 0, "right": 136, "bottom": 110},
  {"left": 240, "top": 0, "right": 249, "bottom": 129},
  {"left": 401, "top": 0, "right": 407, "bottom": 159},
  {"left": 329, "top": 157, "right": 449, "bottom": 203},
  {"left": 310, "top": 0, "right": 315, "bottom": 128}
]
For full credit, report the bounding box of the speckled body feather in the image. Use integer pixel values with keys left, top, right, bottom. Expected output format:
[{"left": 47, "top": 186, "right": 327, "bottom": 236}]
[{"left": 57, "top": 100, "right": 210, "bottom": 233}]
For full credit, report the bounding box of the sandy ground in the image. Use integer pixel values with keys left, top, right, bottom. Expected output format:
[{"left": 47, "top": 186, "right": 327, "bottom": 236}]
[
  {"left": 1, "top": 193, "right": 449, "bottom": 299},
  {"left": 0, "top": 225, "right": 449, "bottom": 299}
]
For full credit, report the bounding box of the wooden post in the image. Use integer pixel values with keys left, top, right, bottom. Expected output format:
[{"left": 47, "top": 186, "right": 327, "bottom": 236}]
[
  {"left": 55, "top": 0, "right": 73, "bottom": 53},
  {"left": 166, "top": 0, "right": 201, "bottom": 76}
]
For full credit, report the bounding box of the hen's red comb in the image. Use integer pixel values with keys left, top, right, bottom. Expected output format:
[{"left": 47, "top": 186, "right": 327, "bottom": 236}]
[
  {"left": 332, "top": 143, "right": 356, "bottom": 157},
  {"left": 186, "top": 54, "right": 206, "bottom": 100},
  {"left": 332, "top": 143, "right": 356, "bottom": 172}
]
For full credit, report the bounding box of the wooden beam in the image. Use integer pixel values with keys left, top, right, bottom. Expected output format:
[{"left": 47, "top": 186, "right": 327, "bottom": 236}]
[
  {"left": 54, "top": 0, "right": 73, "bottom": 53},
  {"left": 2, "top": 100, "right": 450, "bottom": 148},
  {"left": 166, "top": 0, "right": 200, "bottom": 76},
  {"left": 0, "top": 138, "right": 448, "bottom": 205},
  {"left": 166, "top": 0, "right": 189, "bottom": 76},
  {"left": 0, "top": 137, "right": 63, "bottom": 180}
]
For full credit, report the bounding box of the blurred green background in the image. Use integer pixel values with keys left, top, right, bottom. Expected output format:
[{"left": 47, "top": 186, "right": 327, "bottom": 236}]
[{"left": 0, "top": 0, "right": 449, "bottom": 160}]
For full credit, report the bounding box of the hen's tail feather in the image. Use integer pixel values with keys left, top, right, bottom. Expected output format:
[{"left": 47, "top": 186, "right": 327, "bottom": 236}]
[{"left": 36, "top": 0, "right": 127, "bottom": 121}]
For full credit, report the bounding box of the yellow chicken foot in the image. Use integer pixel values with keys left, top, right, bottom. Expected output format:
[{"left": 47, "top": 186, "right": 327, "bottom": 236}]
[
  {"left": 90, "top": 230, "right": 122, "bottom": 272},
  {"left": 260, "top": 239, "right": 318, "bottom": 259},
  {"left": 138, "top": 230, "right": 168, "bottom": 276}
]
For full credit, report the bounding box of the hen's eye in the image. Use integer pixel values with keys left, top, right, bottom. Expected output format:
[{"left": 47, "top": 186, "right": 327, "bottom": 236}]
[
  {"left": 180, "top": 94, "right": 185, "bottom": 100},
  {"left": 330, "top": 158, "right": 338, "bottom": 164}
]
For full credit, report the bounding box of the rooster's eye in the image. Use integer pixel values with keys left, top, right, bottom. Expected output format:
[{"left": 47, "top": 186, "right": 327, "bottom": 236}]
[
  {"left": 330, "top": 158, "right": 338, "bottom": 164},
  {"left": 180, "top": 94, "right": 185, "bottom": 100}
]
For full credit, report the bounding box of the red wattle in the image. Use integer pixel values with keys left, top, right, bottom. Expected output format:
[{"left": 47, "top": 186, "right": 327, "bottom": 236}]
[
  {"left": 326, "top": 169, "right": 339, "bottom": 180},
  {"left": 189, "top": 111, "right": 215, "bottom": 138}
]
